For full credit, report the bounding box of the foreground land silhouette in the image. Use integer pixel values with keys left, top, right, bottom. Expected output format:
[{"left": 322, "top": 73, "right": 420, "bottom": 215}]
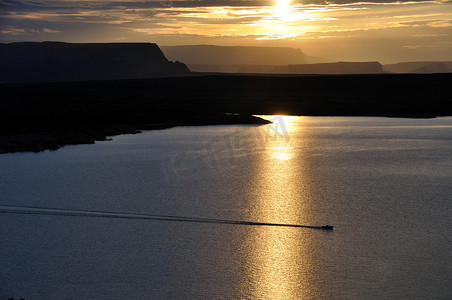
[{"left": 1, "top": 73, "right": 451, "bottom": 153}]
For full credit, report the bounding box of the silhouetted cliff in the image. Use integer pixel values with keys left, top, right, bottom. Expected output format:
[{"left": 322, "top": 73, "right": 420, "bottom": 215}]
[{"left": 0, "top": 42, "right": 190, "bottom": 82}]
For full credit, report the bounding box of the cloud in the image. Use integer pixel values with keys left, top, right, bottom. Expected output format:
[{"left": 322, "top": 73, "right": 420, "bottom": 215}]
[
  {"left": 42, "top": 27, "right": 61, "bottom": 32},
  {"left": 0, "top": 27, "right": 26, "bottom": 35},
  {"left": 2, "top": 0, "right": 449, "bottom": 12},
  {"left": 427, "top": 20, "right": 452, "bottom": 27},
  {"left": 399, "top": 19, "right": 452, "bottom": 28},
  {"left": 1, "top": 0, "right": 451, "bottom": 63},
  {"left": 0, "top": 25, "right": 61, "bottom": 35}
]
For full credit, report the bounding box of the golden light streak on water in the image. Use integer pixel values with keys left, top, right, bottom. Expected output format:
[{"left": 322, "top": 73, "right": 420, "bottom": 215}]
[{"left": 240, "top": 116, "right": 319, "bottom": 299}]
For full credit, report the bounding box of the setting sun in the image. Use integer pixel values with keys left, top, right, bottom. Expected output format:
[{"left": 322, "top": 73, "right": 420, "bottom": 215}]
[{"left": 274, "top": 0, "right": 292, "bottom": 18}]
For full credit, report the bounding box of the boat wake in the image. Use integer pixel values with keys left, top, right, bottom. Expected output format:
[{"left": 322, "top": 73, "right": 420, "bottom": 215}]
[{"left": 0, "top": 205, "right": 333, "bottom": 230}]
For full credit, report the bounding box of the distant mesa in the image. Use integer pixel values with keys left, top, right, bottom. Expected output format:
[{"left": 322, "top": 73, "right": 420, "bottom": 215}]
[
  {"left": 185, "top": 61, "right": 385, "bottom": 74},
  {"left": 162, "top": 45, "right": 452, "bottom": 75},
  {"left": 161, "top": 45, "right": 386, "bottom": 74},
  {"left": 272, "top": 61, "right": 384, "bottom": 74},
  {"left": 383, "top": 61, "right": 452, "bottom": 74},
  {"left": 0, "top": 42, "right": 190, "bottom": 82},
  {"left": 161, "top": 45, "right": 333, "bottom": 73},
  {"left": 161, "top": 45, "right": 313, "bottom": 65}
]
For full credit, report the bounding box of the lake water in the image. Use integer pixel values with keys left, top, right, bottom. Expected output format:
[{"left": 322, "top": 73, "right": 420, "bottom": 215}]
[{"left": 1, "top": 116, "right": 451, "bottom": 299}]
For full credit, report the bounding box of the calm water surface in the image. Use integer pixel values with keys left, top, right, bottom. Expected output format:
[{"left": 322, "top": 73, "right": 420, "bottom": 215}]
[{"left": 1, "top": 116, "right": 451, "bottom": 299}]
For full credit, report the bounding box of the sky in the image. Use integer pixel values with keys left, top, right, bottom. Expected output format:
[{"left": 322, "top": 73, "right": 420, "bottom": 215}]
[{"left": 1, "top": 0, "right": 451, "bottom": 63}]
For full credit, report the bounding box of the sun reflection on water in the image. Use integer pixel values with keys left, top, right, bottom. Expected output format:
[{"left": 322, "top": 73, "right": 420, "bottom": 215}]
[
  {"left": 241, "top": 115, "right": 318, "bottom": 299},
  {"left": 272, "top": 147, "right": 294, "bottom": 161}
]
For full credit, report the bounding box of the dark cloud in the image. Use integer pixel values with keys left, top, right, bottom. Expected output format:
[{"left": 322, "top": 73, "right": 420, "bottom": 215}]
[
  {"left": 2, "top": 0, "right": 446, "bottom": 12},
  {"left": 2, "top": 0, "right": 271, "bottom": 11}
]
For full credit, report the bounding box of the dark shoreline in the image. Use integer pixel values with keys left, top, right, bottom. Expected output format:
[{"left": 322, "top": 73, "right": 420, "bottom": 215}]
[
  {"left": 1, "top": 73, "right": 451, "bottom": 154},
  {"left": 0, "top": 115, "right": 270, "bottom": 154}
]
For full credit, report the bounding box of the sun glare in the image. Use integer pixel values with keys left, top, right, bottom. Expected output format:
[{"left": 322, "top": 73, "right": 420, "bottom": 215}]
[{"left": 273, "top": 0, "right": 293, "bottom": 20}]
